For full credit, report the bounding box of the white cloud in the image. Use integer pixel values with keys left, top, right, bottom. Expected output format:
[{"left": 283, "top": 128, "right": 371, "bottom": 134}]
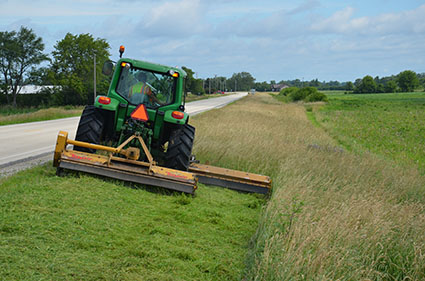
[
  {"left": 136, "top": 0, "right": 208, "bottom": 38},
  {"left": 311, "top": 4, "right": 425, "bottom": 35}
]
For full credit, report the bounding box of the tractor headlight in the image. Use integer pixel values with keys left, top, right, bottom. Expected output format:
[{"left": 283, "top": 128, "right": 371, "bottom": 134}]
[
  {"left": 168, "top": 70, "right": 179, "bottom": 77},
  {"left": 121, "top": 62, "right": 131, "bottom": 69}
]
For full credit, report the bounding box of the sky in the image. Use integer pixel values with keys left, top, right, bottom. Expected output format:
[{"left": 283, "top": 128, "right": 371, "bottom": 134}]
[{"left": 0, "top": 0, "right": 424, "bottom": 82}]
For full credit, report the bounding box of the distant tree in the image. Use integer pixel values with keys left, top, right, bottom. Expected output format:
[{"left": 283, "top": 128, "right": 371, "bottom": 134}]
[
  {"left": 254, "top": 81, "right": 270, "bottom": 91},
  {"left": 227, "top": 72, "right": 255, "bottom": 91},
  {"left": 354, "top": 75, "right": 377, "bottom": 93},
  {"left": 354, "top": 78, "right": 362, "bottom": 88},
  {"left": 27, "top": 66, "right": 52, "bottom": 85},
  {"left": 309, "top": 79, "right": 320, "bottom": 87},
  {"left": 192, "top": 79, "right": 205, "bottom": 94},
  {"left": 51, "top": 33, "right": 110, "bottom": 105},
  {"left": 182, "top": 66, "right": 205, "bottom": 95},
  {"left": 345, "top": 81, "right": 354, "bottom": 91},
  {"left": 397, "top": 70, "right": 418, "bottom": 92},
  {"left": 385, "top": 80, "right": 397, "bottom": 93},
  {"left": 0, "top": 26, "right": 48, "bottom": 107},
  {"left": 376, "top": 83, "right": 385, "bottom": 93}
]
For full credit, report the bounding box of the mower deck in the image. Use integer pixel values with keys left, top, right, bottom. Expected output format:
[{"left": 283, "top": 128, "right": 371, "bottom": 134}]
[{"left": 54, "top": 131, "right": 271, "bottom": 195}]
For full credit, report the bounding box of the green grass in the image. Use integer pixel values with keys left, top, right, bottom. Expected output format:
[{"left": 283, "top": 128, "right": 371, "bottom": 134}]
[
  {"left": 0, "top": 106, "right": 83, "bottom": 126},
  {"left": 321, "top": 90, "right": 348, "bottom": 95},
  {"left": 315, "top": 92, "right": 425, "bottom": 172},
  {"left": 0, "top": 106, "right": 40, "bottom": 116},
  {"left": 0, "top": 165, "right": 263, "bottom": 280}
]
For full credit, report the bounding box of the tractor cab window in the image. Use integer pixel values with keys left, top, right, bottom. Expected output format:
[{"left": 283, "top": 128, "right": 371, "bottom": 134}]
[{"left": 116, "top": 66, "right": 176, "bottom": 108}]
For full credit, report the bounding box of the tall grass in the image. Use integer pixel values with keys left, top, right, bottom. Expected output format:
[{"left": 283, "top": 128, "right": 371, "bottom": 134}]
[{"left": 190, "top": 93, "right": 425, "bottom": 280}]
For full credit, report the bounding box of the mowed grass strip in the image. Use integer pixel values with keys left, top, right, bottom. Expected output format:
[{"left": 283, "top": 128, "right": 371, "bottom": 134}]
[
  {"left": 0, "top": 165, "right": 263, "bottom": 279},
  {"left": 189, "top": 93, "right": 424, "bottom": 280},
  {"left": 0, "top": 106, "right": 83, "bottom": 126}
]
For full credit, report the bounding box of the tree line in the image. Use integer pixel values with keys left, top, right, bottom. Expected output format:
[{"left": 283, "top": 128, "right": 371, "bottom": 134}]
[
  {"left": 351, "top": 71, "right": 421, "bottom": 93},
  {"left": 1, "top": 27, "right": 111, "bottom": 107},
  {"left": 0, "top": 26, "right": 258, "bottom": 107}
]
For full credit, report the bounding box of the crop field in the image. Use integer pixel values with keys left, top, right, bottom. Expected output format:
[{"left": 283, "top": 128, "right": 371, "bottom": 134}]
[
  {"left": 314, "top": 92, "right": 425, "bottom": 172},
  {"left": 1, "top": 93, "right": 424, "bottom": 280}
]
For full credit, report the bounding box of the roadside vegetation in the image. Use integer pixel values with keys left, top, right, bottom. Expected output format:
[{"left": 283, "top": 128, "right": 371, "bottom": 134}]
[
  {"left": 0, "top": 106, "right": 83, "bottom": 126},
  {"left": 192, "top": 93, "right": 424, "bottom": 280},
  {"left": 277, "top": 86, "right": 328, "bottom": 103},
  {"left": 1, "top": 93, "right": 424, "bottom": 280}
]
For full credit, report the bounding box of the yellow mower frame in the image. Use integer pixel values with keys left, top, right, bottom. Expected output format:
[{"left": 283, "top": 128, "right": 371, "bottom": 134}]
[{"left": 54, "top": 131, "right": 271, "bottom": 194}]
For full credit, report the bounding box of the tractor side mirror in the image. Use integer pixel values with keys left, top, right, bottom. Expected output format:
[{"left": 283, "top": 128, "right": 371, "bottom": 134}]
[{"left": 102, "top": 61, "right": 114, "bottom": 76}]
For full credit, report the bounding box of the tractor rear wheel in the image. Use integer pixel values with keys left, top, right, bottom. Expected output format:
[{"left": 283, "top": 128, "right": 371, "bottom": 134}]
[
  {"left": 74, "top": 105, "right": 104, "bottom": 153},
  {"left": 165, "top": 124, "right": 195, "bottom": 171}
]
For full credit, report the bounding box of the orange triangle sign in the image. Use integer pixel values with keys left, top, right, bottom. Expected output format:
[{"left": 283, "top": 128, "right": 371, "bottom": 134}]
[{"left": 131, "top": 104, "right": 149, "bottom": 122}]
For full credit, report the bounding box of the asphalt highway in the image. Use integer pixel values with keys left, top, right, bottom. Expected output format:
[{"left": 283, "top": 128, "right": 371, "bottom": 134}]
[{"left": 0, "top": 92, "right": 247, "bottom": 176}]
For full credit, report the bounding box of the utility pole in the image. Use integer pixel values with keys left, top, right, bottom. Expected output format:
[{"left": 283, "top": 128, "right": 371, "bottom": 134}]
[{"left": 93, "top": 52, "right": 96, "bottom": 102}]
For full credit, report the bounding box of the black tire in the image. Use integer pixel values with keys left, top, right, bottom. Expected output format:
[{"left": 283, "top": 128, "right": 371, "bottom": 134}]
[
  {"left": 74, "top": 105, "right": 104, "bottom": 153},
  {"left": 165, "top": 124, "right": 195, "bottom": 171}
]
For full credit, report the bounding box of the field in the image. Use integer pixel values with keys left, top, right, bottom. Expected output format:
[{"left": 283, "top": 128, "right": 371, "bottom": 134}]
[
  {"left": 314, "top": 92, "right": 425, "bottom": 172},
  {"left": 1, "top": 93, "right": 424, "bottom": 280}
]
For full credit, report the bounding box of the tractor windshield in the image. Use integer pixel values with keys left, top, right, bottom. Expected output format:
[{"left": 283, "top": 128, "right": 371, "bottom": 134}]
[{"left": 116, "top": 65, "right": 176, "bottom": 109}]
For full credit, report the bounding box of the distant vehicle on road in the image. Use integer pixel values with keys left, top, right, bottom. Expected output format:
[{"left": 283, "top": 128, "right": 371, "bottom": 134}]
[
  {"left": 213, "top": 90, "right": 225, "bottom": 95},
  {"left": 249, "top": 89, "right": 256, "bottom": 95}
]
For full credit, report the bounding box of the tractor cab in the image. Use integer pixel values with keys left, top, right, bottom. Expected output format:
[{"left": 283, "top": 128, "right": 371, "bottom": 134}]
[{"left": 116, "top": 62, "right": 177, "bottom": 109}]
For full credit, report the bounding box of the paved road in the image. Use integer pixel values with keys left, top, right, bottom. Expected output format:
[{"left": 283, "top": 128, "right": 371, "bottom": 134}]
[{"left": 0, "top": 92, "right": 247, "bottom": 175}]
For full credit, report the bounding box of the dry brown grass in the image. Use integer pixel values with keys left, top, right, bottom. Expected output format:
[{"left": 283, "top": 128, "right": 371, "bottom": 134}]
[{"left": 191, "top": 93, "right": 425, "bottom": 280}]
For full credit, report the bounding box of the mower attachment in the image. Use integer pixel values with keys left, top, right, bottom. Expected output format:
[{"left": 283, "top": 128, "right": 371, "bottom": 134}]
[
  {"left": 54, "top": 131, "right": 197, "bottom": 194},
  {"left": 54, "top": 131, "right": 271, "bottom": 195},
  {"left": 189, "top": 163, "right": 271, "bottom": 194}
]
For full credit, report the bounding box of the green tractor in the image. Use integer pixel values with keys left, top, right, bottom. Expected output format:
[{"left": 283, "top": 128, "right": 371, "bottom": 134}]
[
  {"left": 54, "top": 46, "right": 271, "bottom": 194},
  {"left": 74, "top": 47, "right": 195, "bottom": 171}
]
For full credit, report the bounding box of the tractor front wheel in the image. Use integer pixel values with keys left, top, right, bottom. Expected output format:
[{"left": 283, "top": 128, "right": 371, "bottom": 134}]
[
  {"left": 165, "top": 124, "right": 195, "bottom": 171},
  {"left": 74, "top": 105, "right": 104, "bottom": 153}
]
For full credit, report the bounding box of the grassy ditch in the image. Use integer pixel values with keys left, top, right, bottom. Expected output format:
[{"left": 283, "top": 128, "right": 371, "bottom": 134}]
[
  {"left": 190, "top": 93, "right": 424, "bottom": 280},
  {"left": 0, "top": 106, "right": 83, "bottom": 126}
]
